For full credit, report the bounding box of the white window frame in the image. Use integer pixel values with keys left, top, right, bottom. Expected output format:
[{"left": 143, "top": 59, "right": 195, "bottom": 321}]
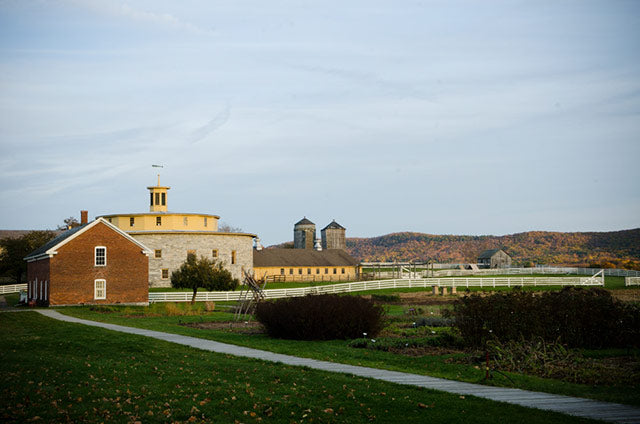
[
  {"left": 95, "top": 246, "right": 107, "bottom": 266},
  {"left": 94, "top": 279, "right": 106, "bottom": 300}
]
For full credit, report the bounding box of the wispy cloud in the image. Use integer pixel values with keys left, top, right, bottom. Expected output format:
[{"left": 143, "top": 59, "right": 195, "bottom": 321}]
[
  {"left": 66, "top": 0, "right": 216, "bottom": 36},
  {"left": 186, "top": 103, "right": 231, "bottom": 144}
]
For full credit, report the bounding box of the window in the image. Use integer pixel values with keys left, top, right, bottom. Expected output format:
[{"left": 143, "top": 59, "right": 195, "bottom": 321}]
[
  {"left": 231, "top": 251, "right": 236, "bottom": 265},
  {"left": 212, "top": 249, "right": 218, "bottom": 258},
  {"left": 307, "top": 268, "right": 311, "bottom": 275},
  {"left": 325, "top": 268, "right": 328, "bottom": 274},
  {"left": 183, "top": 217, "right": 188, "bottom": 226},
  {"left": 289, "top": 268, "right": 294, "bottom": 275},
  {"left": 161, "top": 192, "right": 166, "bottom": 206},
  {"left": 280, "top": 268, "right": 285, "bottom": 275},
  {"left": 94, "top": 279, "right": 106, "bottom": 300},
  {"left": 204, "top": 217, "right": 208, "bottom": 227},
  {"left": 155, "top": 192, "right": 160, "bottom": 205},
  {"left": 161, "top": 269, "right": 169, "bottom": 279},
  {"left": 333, "top": 268, "right": 337, "bottom": 274},
  {"left": 156, "top": 216, "right": 162, "bottom": 226},
  {"left": 95, "top": 247, "right": 106, "bottom": 266},
  {"left": 298, "top": 268, "right": 302, "bottom": 275},
  {"left": 129, "top": 217, "right": 135, "bottom": 227},
  {"left": 316, "top": 268, "right": 320, "bottom": 274},
  {"left": 150, "top": 192, "right": 153, "bottom": 206},
  {"left": 341, "top": 268, "right": 345, "bottom": 274},
  {"left": 155, "top": 249, "right": 162, "bottom": 258}
]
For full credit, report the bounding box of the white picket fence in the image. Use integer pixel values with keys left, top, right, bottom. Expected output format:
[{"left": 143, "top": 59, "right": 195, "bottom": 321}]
[
  {"left": 148, "top": 275, "right": 604, "bottom": 303},
  {"left": 626, "top": 277, "right": 640, "bottom": 286},
  {"left": 421, "top": 267, "right": 639, "bottom": 278},
  {"left": 0, "top": 284, "right": 26, "bottom": 295}
]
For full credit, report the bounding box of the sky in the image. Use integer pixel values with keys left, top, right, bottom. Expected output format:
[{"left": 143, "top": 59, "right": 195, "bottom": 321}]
[{"left": 1, "top": 0, "right": 639, "bottom": 246}]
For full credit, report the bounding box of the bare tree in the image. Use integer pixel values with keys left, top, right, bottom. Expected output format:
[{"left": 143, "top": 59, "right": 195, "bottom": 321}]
[{"left": 218, "top": 222, "right": 243, "bottom": 233}]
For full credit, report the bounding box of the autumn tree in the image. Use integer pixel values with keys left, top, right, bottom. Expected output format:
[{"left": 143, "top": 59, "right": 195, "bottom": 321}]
[
  {"left": 171, "top": 254, "right": 239, "bottom": 303},
  {"left": 0, "top": 231, "right": 57, "bottom": 284}
]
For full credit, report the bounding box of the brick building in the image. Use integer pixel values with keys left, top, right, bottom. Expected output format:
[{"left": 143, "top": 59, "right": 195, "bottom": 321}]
[{"left": 24, "top": 218, "right": 150, "bottom": 306}]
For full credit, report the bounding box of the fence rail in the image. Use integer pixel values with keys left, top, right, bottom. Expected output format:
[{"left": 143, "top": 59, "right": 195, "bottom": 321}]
[
  {"left": 149, "top": 276, "right": 603, "bottom": 303},
  {"left": 0, "top": 284, "right": 26, "bottom": 295},
  {"left": 626, "top": 277, "right": 640, "bottom": 286}
]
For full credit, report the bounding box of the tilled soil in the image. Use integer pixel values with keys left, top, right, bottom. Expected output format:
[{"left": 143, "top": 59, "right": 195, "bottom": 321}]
[{"left": 181, "top": 320, "right": 265, "bottom": 334}]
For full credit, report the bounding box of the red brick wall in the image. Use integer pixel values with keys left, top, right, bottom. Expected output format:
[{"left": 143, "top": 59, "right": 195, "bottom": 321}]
[{"left": 48, "top": 222, "right": 148, "bottom": 305}]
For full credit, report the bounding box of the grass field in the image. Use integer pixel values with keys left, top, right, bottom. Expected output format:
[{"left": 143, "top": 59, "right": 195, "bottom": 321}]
[
  {"left": 0, "top": 312, "right": 593, "bottom": 424},
  {"left": 58, "top": 303, "right": 640, "bottom": 407}
]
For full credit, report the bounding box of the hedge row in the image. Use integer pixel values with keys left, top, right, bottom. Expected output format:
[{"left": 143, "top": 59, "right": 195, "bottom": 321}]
[
  {"left": 255, "top": 294, "right": 385, "bottom": 340},
  {"left": 451, "top": 287, "right": 640, "bottom": 348}
]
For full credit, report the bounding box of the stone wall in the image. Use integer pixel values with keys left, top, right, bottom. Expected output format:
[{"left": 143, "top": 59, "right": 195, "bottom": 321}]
[{"left": 133, "top": 232, "right": 254, "bottom": 287}]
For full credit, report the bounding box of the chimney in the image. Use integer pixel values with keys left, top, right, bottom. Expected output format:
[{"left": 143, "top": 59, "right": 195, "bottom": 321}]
[
  {"left": 254, "top": 238, "right": 263, "bottom": 251},
  {"left": 314, "top": 238, "right": 322, "bottom": 251},
  {"left": 81, "top": 210, "right": 88, "bottom": 225}
]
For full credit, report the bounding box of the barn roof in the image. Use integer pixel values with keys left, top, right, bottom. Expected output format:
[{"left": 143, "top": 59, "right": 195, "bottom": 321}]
[
  {"left": 254, "top": 248, "right": 358, "bottom": 267},
  {"left": 24, "top": 218, "right": 151, "bottom": 262},
  {"left": 24, "top": 225, "right": 87, "bottom": 260},
  {"left": 322, "top": 220, "right": 345, "bottom": 230},
  {"left": 478, "top": 249, "right": 508, "bottom": 259},
  {"left": 294, "top": 217, "right": 315, "bottom": 226}
]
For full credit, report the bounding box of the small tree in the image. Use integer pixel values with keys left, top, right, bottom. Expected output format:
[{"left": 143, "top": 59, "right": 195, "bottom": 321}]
[
  {"left": 56, "top": 217, "right": 81, "bottom": 231},
  {"left": 171, "top": 254, "right": 239, "bottom": 303}
]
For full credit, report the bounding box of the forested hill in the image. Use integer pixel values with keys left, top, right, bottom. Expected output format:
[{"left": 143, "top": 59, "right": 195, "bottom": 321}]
[{"left": 345, "top": 229, "right": 640, "bottom": 269}]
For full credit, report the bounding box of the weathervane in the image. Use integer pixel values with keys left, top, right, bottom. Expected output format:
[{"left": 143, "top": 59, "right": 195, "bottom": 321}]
[{"left": 152, "top": 164, "right": 164, "bottom": 186}]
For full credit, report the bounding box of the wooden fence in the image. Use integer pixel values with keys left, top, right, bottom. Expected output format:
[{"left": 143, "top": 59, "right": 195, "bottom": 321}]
[
  {"left": 149, "top": 275, "right": 603, "bottom": 303},
  {"left": 0, "top": 284, "right": 26, "bottom": 295},
  {"left": 626, "top": 277, "right": 640, "bottom": 286}
]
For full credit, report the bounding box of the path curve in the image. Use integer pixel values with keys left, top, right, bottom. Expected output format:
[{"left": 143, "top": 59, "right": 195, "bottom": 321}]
[{"left": 38, "top": 309, "right": 640, "bottom": 424}]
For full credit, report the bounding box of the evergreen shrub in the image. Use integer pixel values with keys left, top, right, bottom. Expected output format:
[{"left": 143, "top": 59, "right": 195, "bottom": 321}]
[{"left": 255, "top": 294, "right": 385, "bottom": 340}]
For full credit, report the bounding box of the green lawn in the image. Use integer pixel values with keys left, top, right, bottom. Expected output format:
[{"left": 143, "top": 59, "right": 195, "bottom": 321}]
[
  {"left": 58, "top": 304, "right": 640, "bottom": 407},
  {"left": 0, "top": 312, "right": 593, "bottom": 424}
]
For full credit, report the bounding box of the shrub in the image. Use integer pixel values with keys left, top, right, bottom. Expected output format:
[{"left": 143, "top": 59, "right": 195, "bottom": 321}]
[
  {"left": 452, "top": 287, "right": 640, "bottom": 348},
  {"left": 371, "top": 294, "right": 401, "bottom": 303},
  {"left": 413, "top": 316, "right": 454, "bottom": 328},
  {"left": 255, "top": 294, "right": 385, "bottom": 340},
  {"left": 348, "top": 332, "right": 464, "bottom": 351}
]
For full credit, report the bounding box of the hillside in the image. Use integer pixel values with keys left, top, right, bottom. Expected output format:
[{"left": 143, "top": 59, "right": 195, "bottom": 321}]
[{"left": 345, "top": 228, "right": 640, "bottom": 269}]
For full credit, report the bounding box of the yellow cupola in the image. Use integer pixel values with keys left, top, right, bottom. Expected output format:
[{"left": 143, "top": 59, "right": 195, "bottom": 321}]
[{"left": 147, "top": 174, "right": 170, "bottom": 212}]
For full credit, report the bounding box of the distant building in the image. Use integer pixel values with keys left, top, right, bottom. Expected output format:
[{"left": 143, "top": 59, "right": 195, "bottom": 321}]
[
  {"left": 478, "top": 249, "right": 512, "bottom": 269},
  {"left": 24, "top": 218, "right": 150, "bottom": 306},
  {"left": 98, "top": 177, "right": 256, "bottom": 287},
  {"left": 293, "top": 217, "right": 316, "bottom": 249},
  {"left": 255, "top": 218, "right": 358, "bottom": 281},
  {"left": 321, "top": 220, "right": 346, "bottom": 250},
  {"left": 253, "top": 248, "right": 359, "bottom": 282}
]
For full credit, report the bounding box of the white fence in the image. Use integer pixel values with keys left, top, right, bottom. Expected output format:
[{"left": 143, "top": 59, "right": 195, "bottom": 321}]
[
  {"left": 149, "top": 275, "right": 603, "bottom": 303},
  {"left": 0, "top": 284, "right": 26, "bottom": 295},
  {"left": 626, "top": 277, "right": 640, "bottom": 286}
]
